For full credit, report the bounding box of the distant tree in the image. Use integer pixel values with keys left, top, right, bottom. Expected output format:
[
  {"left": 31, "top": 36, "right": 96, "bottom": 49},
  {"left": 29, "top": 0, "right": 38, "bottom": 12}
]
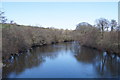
[
  {"left": 95, "top": 18, "right": 109, "bottom": 38},
  {"left": 0, "top": 11, "right": 7, "bottom": 24},
  {"left": 10, "top": 20, "right": 14, "bottom": 24},
  {"left": 110, "top": 19, "right": 117, "bottom": 31},
  {"left": 96, "top": 18, "right": 109, "bottom": 32},
  {"left": 76, "top": 22, "right": 92, "bottom": 30}
]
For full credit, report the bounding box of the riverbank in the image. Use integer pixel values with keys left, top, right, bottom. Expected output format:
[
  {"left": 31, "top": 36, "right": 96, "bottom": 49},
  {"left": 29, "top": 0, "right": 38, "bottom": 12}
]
[
  {"left": 2, "top": 23, "right": 73, "bottom": 60},
  {"left": 73, "top": 23, "right": 120, "bottom": 56},
  {"left": 2, "top": 23, "right": 120, "bottom": 61}
]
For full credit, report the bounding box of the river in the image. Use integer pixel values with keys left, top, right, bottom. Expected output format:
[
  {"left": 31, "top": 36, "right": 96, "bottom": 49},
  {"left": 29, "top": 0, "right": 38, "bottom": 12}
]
[{"left": 2, "top": 42, "right": 120, "bottom": 78}]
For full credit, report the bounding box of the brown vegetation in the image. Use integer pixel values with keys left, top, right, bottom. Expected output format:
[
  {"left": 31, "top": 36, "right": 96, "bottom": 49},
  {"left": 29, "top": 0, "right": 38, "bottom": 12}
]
[
  {"left": 1, "top": 17, "right": 120, "bottom": 60},
  {"left": 74, "top": 19, "right": 120, "bottom": 55},
  {"left": 2, "top": 23, "right": 73, "bottom": 60}
]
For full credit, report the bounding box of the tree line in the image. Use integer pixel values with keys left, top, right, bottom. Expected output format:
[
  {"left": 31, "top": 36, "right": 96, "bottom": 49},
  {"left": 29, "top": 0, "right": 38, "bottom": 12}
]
[
  {"left": 1, "top": 11, "right": 120, "bottom": 60},
  {"left": 2, "top": 24, "right": 73, "bottom": 60},
  {"left": 74, "top": 18, "right": 120, "bottom": 55}
]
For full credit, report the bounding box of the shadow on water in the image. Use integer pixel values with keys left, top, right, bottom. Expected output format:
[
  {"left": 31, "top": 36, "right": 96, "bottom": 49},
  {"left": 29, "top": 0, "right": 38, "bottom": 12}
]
[
  {"left": 73, "top": 43, "right": 120, "bottom": 78},
  {"left": 2, "top": 42, "right": 120, "bottom": 78}
]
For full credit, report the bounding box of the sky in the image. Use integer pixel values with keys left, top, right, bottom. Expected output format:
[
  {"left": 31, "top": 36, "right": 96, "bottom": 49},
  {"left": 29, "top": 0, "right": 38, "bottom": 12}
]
[
  {"left": 1, "top": 0, "right": 120, "bottom": 2},
  {"left": 0, "top": 2, "right": 118, "bottom": 30}
]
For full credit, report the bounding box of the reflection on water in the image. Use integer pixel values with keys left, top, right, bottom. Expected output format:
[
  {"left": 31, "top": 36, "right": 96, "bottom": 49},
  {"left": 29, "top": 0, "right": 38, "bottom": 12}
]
[{"left": 2, "top": 42, "right": 120, "bottom": 78}]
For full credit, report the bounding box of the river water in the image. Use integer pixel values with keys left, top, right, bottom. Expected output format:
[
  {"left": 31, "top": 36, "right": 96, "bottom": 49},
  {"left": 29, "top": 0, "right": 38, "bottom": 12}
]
[{"left": 2, "top": 42, "right": 120, "bottom": 78}]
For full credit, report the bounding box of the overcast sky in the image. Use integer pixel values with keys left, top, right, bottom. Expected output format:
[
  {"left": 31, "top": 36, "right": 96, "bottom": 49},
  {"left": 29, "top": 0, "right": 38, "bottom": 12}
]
[{"left": 1, "top": 2, "right": 118, "bottom": 30}]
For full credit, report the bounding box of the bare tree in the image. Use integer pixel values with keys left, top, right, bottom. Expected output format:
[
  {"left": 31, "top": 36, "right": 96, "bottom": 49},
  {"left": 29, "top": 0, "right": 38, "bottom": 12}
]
[
  {"left": 96, "top": 18, "right": 109, "bottom": 32},
  {"left": 0, "top": 11, "right": 7, "bottom": 24},
  {"left": 95, "top": 18, "right": 109, "bottom": 38},
  {"left": 76, "top": 22, "right": 92, "bottom": 30},
  {"left": 111, "top": 19, "right": 117, "bottom": 31}
]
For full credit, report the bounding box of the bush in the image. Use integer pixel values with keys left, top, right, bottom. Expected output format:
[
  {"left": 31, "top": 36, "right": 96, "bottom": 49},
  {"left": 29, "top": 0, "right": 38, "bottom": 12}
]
[
  {"left": 2, "top": 24, "right": 73, "bottom": 59},
  {"left": 74, "top": 22, "right": 120, "bottom": 55}
]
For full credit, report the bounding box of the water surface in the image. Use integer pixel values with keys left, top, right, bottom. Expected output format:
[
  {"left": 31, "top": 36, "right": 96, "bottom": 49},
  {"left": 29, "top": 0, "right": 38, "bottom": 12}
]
[{"left": 3, "top": 42, "right": 120, "bottom": 78}]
